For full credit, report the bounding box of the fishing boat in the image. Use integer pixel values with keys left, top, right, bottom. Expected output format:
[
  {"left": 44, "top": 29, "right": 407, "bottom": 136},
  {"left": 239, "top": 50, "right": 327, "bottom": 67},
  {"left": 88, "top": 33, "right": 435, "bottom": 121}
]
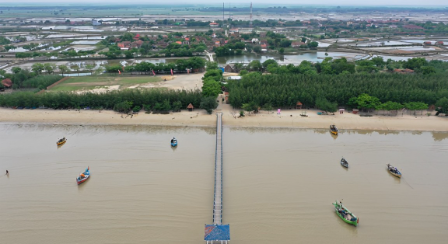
[
  {"left": 387, "top": 164, "right": 402, "bottom": 178},
  {"left": 340, "top": 157, "right": 349, "bottom": 168},
  {"left": 171, "top": 137, "right": 178, "bottom": 147},
  {"left": 76, "top": 167, "right": 90, "bottom": 185},
  {"left": 333, "top": 200, "right": 359, "bottom": 226},
  {"left": 330, "top": 125, "right": 338, "bottom": 135},
  {"left": 57, "top": 137, "right": 67, "bottom": 146}
]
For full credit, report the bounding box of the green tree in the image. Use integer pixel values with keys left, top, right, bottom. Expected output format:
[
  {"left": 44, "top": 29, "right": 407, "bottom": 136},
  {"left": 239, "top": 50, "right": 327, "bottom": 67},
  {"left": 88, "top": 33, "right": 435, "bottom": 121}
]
[
  {"left": 262, "top": 59, "right": 278, "bottom": 69},
  {"left": 403, "top": 57, "right": 427, "bottom": 70},
  {"left": 371, "top": 56, "right": 385, "bottom": 68},
  {"left": 31, "top": 63, "right": 45, "bottom": 75},
  {"left": 200, "top": 96, "right": 218, "bottom": 114},
  {"left": 315, "top": 97, "right": 338, "bottom": 113},
  {"left": 43, "top": 63, "right": 56, "bottom": 74},
  {"left": 308, "top": 41, "right": 318, "bottom": 48},
  {"left": 279, "top": 48, "right": 284, "bottom": 55},
  {"left": 436, "top": 97, "right": 448, "bottom": 113},
  {"left": 202, "top": 78, "right": 222, "bottom": 97},
  {"left": 248, "top": 60, "right": 262, "bottom": 71},
  {"left": 242, "top": 101, "right": 259, "bottom": 114},
  {"left": 70, "top": 64, "right": 80, "bottom": 76},
  {"left": 85, "top": 64, "right": 95, "bottom": 75},
  {"left": 206, "top": 61, "right": 219, "bottom": 71},
  {"left": 58, "top": 65, "right": 69, "bottom": 76},
  {"left": 113, "top": 101, "right": 133, "bottom": 113},
  {"left": 379, "top": 101, "right": 403, "bottom": 111},
  {"left": 356, "top": 94, "right": 381, "bottom": 110},
  {"left": 11, "top": 67, "right": 22, "bottom": 74},
  {"left": 419, "top": 66, "right": 436, "bottom": 75},
  {"left": 172, "top": 101, "right": 182, "bottom": 112}
]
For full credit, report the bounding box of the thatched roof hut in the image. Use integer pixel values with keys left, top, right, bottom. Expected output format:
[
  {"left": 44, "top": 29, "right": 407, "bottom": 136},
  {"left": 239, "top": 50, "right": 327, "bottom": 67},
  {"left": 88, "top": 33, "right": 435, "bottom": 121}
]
[{"left": 187, "top": 103, "right": 194, "bottom": 111}]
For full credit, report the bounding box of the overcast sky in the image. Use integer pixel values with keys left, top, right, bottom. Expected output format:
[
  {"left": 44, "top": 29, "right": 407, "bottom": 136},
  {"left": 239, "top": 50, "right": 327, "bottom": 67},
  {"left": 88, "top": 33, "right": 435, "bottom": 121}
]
[{"left": 6, "top": 1, "right": 448, "bottom": 6}]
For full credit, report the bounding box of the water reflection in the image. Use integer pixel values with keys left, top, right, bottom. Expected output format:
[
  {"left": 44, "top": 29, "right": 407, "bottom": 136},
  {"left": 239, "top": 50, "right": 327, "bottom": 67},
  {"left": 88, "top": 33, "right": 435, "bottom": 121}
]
[
  {"left": 431, "top": 132, "right": 448, "bottom": 141},
  {"left": 0, "top": 123, "right": 215, "bottom": 135}
]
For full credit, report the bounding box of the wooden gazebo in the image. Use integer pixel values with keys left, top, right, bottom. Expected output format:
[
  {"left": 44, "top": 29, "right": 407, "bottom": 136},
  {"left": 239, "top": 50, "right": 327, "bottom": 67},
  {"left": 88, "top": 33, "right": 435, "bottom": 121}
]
[
  {"left": 187, "top": 103, "right": 194, "bottom": 111},
  {"left": 296, "top": 101, "right": 303, "bottom": 109}
]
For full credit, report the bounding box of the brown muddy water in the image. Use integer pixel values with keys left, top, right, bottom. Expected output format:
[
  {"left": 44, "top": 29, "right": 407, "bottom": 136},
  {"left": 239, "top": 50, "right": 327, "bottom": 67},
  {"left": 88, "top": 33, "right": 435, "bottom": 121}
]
[{"left": 1, "top": 124, "right": 448, "bottom": 244}]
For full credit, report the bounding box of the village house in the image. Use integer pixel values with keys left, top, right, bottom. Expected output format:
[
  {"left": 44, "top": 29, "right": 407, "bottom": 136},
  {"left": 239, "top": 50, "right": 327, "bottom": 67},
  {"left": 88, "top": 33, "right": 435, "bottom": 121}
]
[
  {"left": 224, "top": 64, "right": 235, "bottom": 73},
  {"left": 436, "top": 41, "right": 444, "bottom": 46},
  {"left": 210, "top": 22, "right": 219, "bottom": 28},
  {"left": 394, "top": 68, "right": 414, "bottom": 74},
  {"left": 1, "top": 78, "right": 12, "bottom": 89},
  {"left": 403, "top": 24, "right": 424, "bottom": 30},
  {"left": 291, "top": 41, "right": 305, "bottom": 47}
]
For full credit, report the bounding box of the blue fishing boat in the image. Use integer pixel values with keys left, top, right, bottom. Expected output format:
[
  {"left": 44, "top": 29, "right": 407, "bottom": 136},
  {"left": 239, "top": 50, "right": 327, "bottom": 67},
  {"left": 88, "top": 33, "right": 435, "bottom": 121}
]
[
  {"left": 76, "top": 167, "right": 90, "bottom": 185},
  {"left": 171, "top": 137, "right": 178, "bottom": 147}
]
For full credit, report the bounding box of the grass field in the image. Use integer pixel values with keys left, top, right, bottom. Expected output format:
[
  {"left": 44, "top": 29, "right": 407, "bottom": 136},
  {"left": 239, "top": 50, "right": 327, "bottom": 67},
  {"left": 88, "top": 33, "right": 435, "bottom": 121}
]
[{"left": 50, "top": 75, "right": 161, "bottom": 92}]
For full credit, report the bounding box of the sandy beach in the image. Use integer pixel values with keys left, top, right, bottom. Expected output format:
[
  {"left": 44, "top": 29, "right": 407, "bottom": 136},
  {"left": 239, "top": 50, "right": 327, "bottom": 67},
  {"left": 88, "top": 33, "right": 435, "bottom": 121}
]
[{"left": 1, "top": 102, "right": 447, "bottom": 132}]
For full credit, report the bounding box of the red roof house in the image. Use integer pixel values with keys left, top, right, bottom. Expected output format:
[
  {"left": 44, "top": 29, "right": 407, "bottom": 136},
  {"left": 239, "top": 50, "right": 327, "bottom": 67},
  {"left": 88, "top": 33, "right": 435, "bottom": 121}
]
[{"left": 1, "top": 78, "right": 12, "bottom": 88}]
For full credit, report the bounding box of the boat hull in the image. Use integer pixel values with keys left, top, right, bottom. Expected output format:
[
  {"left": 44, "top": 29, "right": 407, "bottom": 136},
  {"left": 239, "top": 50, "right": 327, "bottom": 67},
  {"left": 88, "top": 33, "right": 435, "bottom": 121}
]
[
  {"left": 330, "top": 125, "right": 338, "bottom": 135},
  {"left": 333, "top": 202, "right": 358, "bottom": 226},
  {"left": 77, "top": 175, "right": 90, "bottom": 185},
  {"left": 340, "top": 160, "right": 349, "bottom": 168},
  {"left": 77, "top": 168, "right": 90, "bottom": 185},
  {"left": 388, "top": 170, "right": 402, "bottom": 178},
  {"left": 387, "top": 165, "right": 402, "bottom": 178},
  {"left": 57, "top": 140, "right": 66, "bottom": 146}
]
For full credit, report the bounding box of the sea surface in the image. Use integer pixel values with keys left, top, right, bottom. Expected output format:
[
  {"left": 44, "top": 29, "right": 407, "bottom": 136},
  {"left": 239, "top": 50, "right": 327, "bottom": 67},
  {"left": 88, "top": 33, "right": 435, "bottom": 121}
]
[{"left": 1, "top": 124, "right": 448, "bottom": 244}]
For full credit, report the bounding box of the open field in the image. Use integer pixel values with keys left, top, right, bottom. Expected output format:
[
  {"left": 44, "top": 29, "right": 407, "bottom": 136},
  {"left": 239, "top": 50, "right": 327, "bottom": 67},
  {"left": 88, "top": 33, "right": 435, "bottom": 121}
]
[{"left": 50, "top": 75, "right": 161, "bottom": 92}]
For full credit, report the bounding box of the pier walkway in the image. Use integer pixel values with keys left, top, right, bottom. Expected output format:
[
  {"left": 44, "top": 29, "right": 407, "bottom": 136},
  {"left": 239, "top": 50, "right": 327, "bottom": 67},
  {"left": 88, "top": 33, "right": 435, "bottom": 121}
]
[{"left": 204, "top": 113, "right": 230, "bottom": 243}]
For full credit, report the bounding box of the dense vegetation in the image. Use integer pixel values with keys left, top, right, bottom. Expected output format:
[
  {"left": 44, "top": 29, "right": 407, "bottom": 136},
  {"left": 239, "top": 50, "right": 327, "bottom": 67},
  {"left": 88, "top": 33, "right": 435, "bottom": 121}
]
[
  {"left": 105, "top": 57, "right": 205, "bottom": 74},
  {"left": 0, "top": 89, "right": 203, "bottom": 113},
  {"left": 0, "top": 68, "right": 61, "bottom": 90},
  {"left": 227, "top": 73, "right": 448, "bottom": 110},
  {"left": 257, "top": 57, "right": 448, "bottom": 76}
]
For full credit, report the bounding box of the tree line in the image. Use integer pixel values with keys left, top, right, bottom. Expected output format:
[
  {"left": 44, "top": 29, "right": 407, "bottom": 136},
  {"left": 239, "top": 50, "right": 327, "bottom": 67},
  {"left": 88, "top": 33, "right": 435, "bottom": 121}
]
[
  {"left": 0, "top": 68, "right": 61, "bottom": 90},
  {"left": 104, "top": 57, "right": 205, "bottom": 74},
  {"left": 0, "top": 89, "right": 203, "bottom": 113},
  {"left": 227, "top": 73, "right": 448, "bottom": 110}
]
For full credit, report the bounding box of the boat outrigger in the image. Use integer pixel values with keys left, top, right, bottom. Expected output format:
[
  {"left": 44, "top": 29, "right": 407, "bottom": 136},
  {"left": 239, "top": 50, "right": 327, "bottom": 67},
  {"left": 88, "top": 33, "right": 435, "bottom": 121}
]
[
  {"left": 333, "top": 200, "right": 359, "bottom": 226},
  {"left": 340, "top": 157, "right": 349, "bottom": 168},
  {"left": 171, "top": 137, "right": 178, "bottom": 147},
  {"left": 76, "top": 167, "right": 90, "bottom": 185},
  {"left": 387, "top": 164, "right": 402, "bottom": 178},
  {"left": 330, "top": 125, "right": 338, "bottom": 135},
  {"left": 57, "top": 137, "right": 67, "bottom": 146}
]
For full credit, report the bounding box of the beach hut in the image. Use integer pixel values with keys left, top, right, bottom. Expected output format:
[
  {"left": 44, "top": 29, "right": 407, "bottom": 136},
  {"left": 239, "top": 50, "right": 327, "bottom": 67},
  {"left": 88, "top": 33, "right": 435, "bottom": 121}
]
[
  {"left": 187, "top": 103, "right": 194, "bottom": 111},
  {"left": 296, "top": 101, "right": 303, "bottom": 109}
]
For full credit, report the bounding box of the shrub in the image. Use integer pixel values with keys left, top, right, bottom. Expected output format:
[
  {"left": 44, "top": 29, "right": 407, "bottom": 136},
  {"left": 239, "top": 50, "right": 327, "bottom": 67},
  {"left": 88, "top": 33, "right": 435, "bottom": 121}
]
[
  {"left": 113, "top": 101, "right": 133, "bottom": 113},
  {"left": 132, "top": 105, "right": 141, "bottom": 113}
]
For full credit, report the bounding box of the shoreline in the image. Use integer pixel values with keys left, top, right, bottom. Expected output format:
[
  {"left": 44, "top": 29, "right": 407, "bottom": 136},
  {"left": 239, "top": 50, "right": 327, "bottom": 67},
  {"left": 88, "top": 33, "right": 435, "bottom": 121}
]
[{"left": 0, "top": 107, "right": 447, "bottom": 132}]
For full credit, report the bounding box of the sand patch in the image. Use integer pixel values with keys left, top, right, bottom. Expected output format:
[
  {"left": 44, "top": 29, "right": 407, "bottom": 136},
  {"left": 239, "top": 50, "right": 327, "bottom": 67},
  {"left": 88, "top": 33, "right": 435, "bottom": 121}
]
[{"left": 76, "top": 85, "right": 120, "bottom": 94}]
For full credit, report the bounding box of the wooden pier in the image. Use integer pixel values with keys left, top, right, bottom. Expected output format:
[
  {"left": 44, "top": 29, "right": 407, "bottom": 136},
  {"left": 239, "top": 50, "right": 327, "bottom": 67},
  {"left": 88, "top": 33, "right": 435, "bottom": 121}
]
[
  {"left": 205, "top": 113, "right": 230, "bottom": 243},
  {"left": 213, "top": 112, "right": 223, "bottom": 225}
]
